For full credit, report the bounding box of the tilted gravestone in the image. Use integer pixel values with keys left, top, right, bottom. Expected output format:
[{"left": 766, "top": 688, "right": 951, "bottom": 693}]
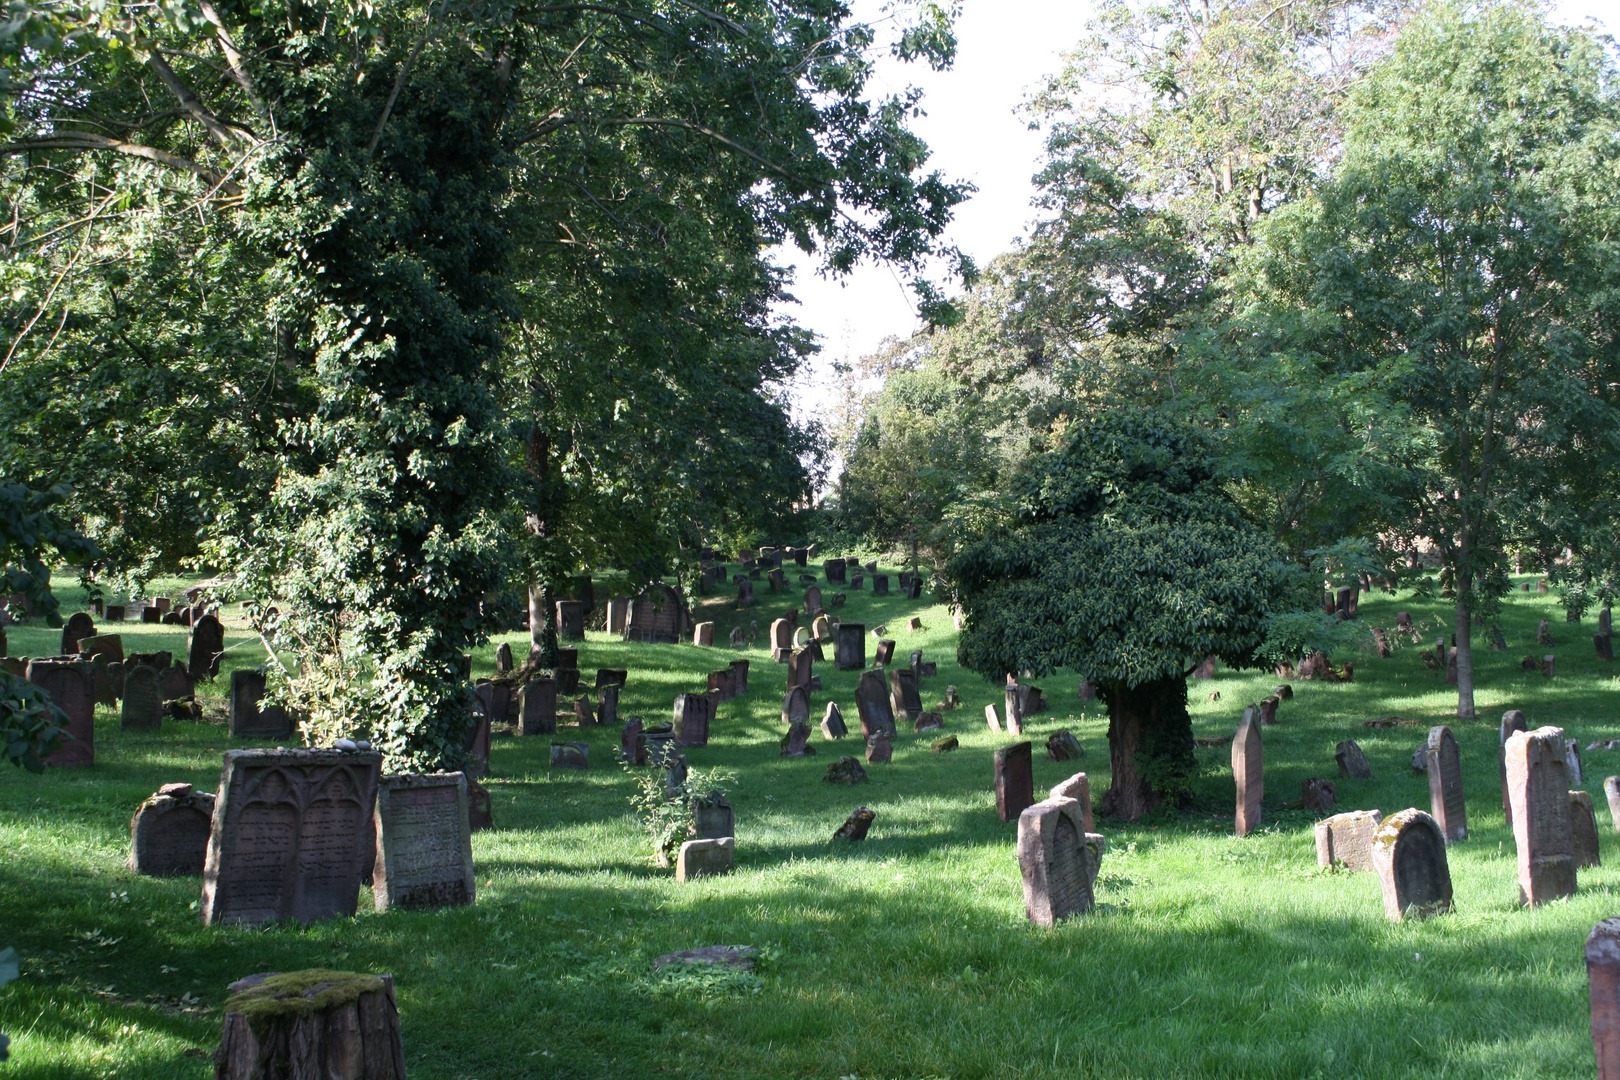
[
  {"left": 855, "top": 670, "right": 896, "bottom": 738},
  {"left": 1370, "top": 808, "right": 1452, "bottom": 920},
  {"left": 889, "top": 669, "right": 922, "bottom": 722},
  {"left": 834, "top": 623, "right": 865, "bottom": 670},
  {"left": 874, "top": 639, "right": 896, "bottom": 666},
  {"left": 985, "top": 703, "right": 1002, "bottom": 733},
  {"left": 782, "top": 685, "right": 810, "bottom": 727},
  {"left": 130, "top": 783, "right": 216, "bottom": 876},
  {"left": 27, "top": 658, "right": 95, "bottom": 767},
  {"left": 77, "top": 632, "right": 124, "bottom": 665},
  {"left": 1233, "top": 706, "right": 1263, "bottom": 837},
  {"left": 188, "top": 615, "right": 225, "bottom": 680},
  {"left": 1047, "top": 731, "right": 1083, "bottom": 762},
  {"left": 1017, "top": 797, "right": 1103, "bottom": 926},
  {"left": 597, "top": 683, "right": 620, "bottom": 728},
  {"left": 994, "top": 741, "right": 1035, "bottom": 823},
  {"left": 1573, "top": 790, "right": 1603, "bottom": 869},
  {"left": 1588, "top": 919, "right": 1620, "bottom": 1080},
  {"left": 121, "top": 664, "right": 164, "bottom": 731},
  {"left": 1314, "top": 809, "right": 1382, "bottom": 872},
  {"left": 61, "top": 611, "right": 96, "bottom": 656},
  {"left": 1505, "top": 726, "right": 1577, "bottom": 906},
  {"left": 865, "top": 732, "right": 892, "bottom": 764},
  {"left": 693, "top": 621, "right": 716, "bottom": 647},
  {"left": 573, "top": 695, "right": 596, "bottom": 727},
  {"left": 1425, "top": 725, "right": 1467, "bottom": 842},
  {"left": 1335, "top": 739, "right": 1372, "bottom": 779},
  {"left": 550, "top": 742, "right": 589, "bottom": 769},
  {"left": 820, "top": 702, "right": 847, "bottom": 740},
  {"left": 675, "top": 692, "right": 715, "bottom": 747},
  {"left": 519, "top": 679, "right": 557, "bottom": 735},
  {"left": 780, "top": 721, "right": 814, "bottom": 757},
  {"left": 371, "top": 772, "right": 475, "bottom": 913},
  {"left": 1049, "top": 772, "right": 1094, "bottom": 832},
  {"left": 201, "top": 748, "right": 382, "bottom": 926}
]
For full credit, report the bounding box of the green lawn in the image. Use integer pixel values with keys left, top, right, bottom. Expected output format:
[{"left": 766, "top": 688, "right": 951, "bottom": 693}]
[{"left": 1, "top": 572, "right": 1616, "bottom": 1078}]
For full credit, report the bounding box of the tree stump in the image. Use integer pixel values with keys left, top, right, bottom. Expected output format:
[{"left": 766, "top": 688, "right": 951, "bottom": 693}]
[{"left": 214, "top": 970, "right": 406, "bottom": 1080}]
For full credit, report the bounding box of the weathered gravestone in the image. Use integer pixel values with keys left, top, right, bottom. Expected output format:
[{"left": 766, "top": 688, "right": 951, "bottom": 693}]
[
  {"left": 821, "top": 702, "right": 847, "bottom": 740},
  {"left": 1505, "top": 726, "right": 1578, "bottom": 906},
  {"left": 823, "top": 559, "right": 847, "bottom": 585},
  {"left": 1191, "top": 655, "right": 1216, "bottom": 680},
  {"left": 1607, "top": 775, "right": 1620, "bottom": 833},
  {"left": 781, "top": 721, "right": 814, "bottom": 757},
  {"left": 624, "top": 583, "right": 691, "bottom": 644},
  {"left": 676, "top": 837, "right": 734, "bottom": 881},
  {"left": 855, "top": 670, "right": 896, "bottom": 738},
  {"left": 553, "top": 600, "right": 584, "bottom": 641},
  {"left": 188, "top": 615, "right": 224, "bottom": 680},
  {"left": 620, "top": 717, "right": 647, "bottom": 766},
  {"left": 890, "top": 669, "right": 922, "bottom": 722},
  {"left": 825, "top": 756, "right": 867, "bottom": 785},
  {"left": 730, "top": 658, "right": 750, "bottom": 693},
  {"left": 228, "top": 669, "right": 291, "bottom": 739},
  {"left": 496, "top": 642, "right": 514, "bottom": 674},
  {"left": 1047, "top": 731, "right": 1083, "bottom": 762},
  {"left": 372, "top": 773, "right": 475, "bottom": 912},
  {"left": 160, "top": 661, "right": 193, "bottom": 703},
  {"left": 1370, "top": 808, "right": 1453, "bottom": 920},
  {"left": 985, "top": 703, "right": 1002, "bottom": 733},
  {"left": 1425, "top": 725, "right": 1467, "bottom": 842},
  {"left": 120, "top": 664, "right": 164, "bottom": 731},
  {"left": 606, "top": 598, "right": 628, "bottom": 634},
  {"left": 1598, "top": 634, "right": 1615, "bottom": 662},
  {"left": 1502, "top": 710, "right": 1529, "bottom": 824},
  {"left": 596, "top": 667, "right": 628, "bottom": 689},
  {"left": 874, "top": 639, "right": 896, "bottom": 666},
  {"left": 693, "top": 621, "right": 715, "bottom": 647},
  {"left": 1078, "top": 678, "right": 1098, "bottom": 701},
  {"left": 691, "top": 792, "right": 734, "bottom": 840},
  {"left": 1257, "top": 696, "right": 1279, "bottom": 726},
  {"left": 994, "top": 741, "right": 1035, "bottom": 823},
  {"left": 519, "top": 679, "right": 557, "bottom": 735},
  {"left": 27, "top": 658, "right": 95, "bottom": 767},
  {"left": 782, "top": 685, "right": 811, "bottom": 727},
  {"left": 201, "top": 748, "right": 382, "bottom": 926},
  {"left": 130, "top": 783, "right": 216, "bottom": 876},
  {"left": 865, "top": 732, "right": 892, "bottom": 764},
  {"left": 78, "top": 632, "right": 124, "bottom": 665},
  {"left": 1573, "top": 790, "right": 1603, "bottom": 869},
  {"left": 1017, "top": 797, "right": 1104, "bottom": 926},
  {"left": 834, "top": 623, "right": 865, "bottom": 670},
  {"left": 463, "top": 710, "right": 491, "bottom": 778},
  {"left": 675, "top": 692, "right": 715, "bottom": 747},
  {"left": 554, "top": 666, "right": 581, "bottom": 695},
  {"left": 1314, "top": 809, "right": 1382, "bottom": 872},
  {"left": 913, "top": 711, "right": 944, "bottom": 732},
  {"left": 1588, "top": 919, "right": 1620, "bottom": 1080},
  {"left": 872, "top": 575, "right": 889, "bottom": 596},
  {"left": 1233, "top": 706, "right": 1263, "bottom": 837},
  {"left": 803, "top": 586, "right": 823, "bottom": 614},
  {"left": 707, "top": 668, "right": 736, "bottom": 702},
  {"left": 573, "top": 694, "right": 596, "bottom": 727},
  {"left": 1569, "top": 739, "right": 1586, "bottom": 784},
  {"left": 1336, "top": 739, "right": 1372, "bottom": 779},
  {"left": 1003, "top": 682, "right": 1023, "bottom": 736},
  {"left": 61, "top": 611, "right": 95, "bottom": 656},
  {"left": 550, "top": 742, "right": 589, "bottom": 769},
  {"left": 787, "top": 649, "right": 814, "bottom": 691},
  {"left": 1049, "top": 772, "right": 1094, "bottom": 832},
  {"left": 832, "top": 806, "right": 876, "bottom": 841},
  {"left": 597, "top": 683, "right": 620, "bottom": 728}
]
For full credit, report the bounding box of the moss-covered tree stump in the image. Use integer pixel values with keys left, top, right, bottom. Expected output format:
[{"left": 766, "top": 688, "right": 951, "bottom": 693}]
[{"left": 213, "top": 970, "right": 406, "bottom": 1080}]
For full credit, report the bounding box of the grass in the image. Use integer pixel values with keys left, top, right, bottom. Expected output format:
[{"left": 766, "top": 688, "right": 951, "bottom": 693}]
[{"left": 1, "top": 569, "right": 1617, "bottom": 1078}]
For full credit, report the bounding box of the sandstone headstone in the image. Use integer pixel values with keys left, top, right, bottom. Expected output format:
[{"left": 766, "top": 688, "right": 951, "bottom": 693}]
[
  {"left": 27, "top": 658, "right": 95, "bottom": 767},
  {"left": 495, "top": 643, "right": 514, "bottom": 674},
  {"left": 371, "top": 773, "right": 475, "bottom": 912},
  {"left": 787, "top": 648, "right": 814, "bottom": 691},
  {"left": 914, "top": 711, "right": 944, "bottom": 732},
  {"left": 1233, "top": 706, "right": 1263, "bottom": 837},
  {"left": 692, "top": 794, "right": 734, "bottom": 840},
  {"left": 1047, "top": 730, "right": 1083, "bottom": 762},
  {"left": 573, "top": 694, "right": 596, "bottom": 727},
  {"left": 77, "top": 632, "right": 124, "bottom": 665},
  {"left": 188, "top": 615, "right": 225, "bottom": 680},
  {"left": 1017, "top": 797, "right": 1102, "bottom": 925},
  {"left": 874, "top": 639, "right": 896, "bottom": 666},
  {"left": 995, "top": 741, "right": 1035, "bottom": 823},
  {"left": 834, "top": 622, "right": 865, "bottom": 670},
  {"left": 1588, "top": 919, "right": 1620, "bottom": 1080},
  {"left": 865, "top": 732, "right": 892, "bottom": 764},
  {"left": 130, "top": 783, "right": 216, "bottom": 876},
  {"left": 824, "top": 756, "right": 867, "bottom": 785},
  {"left": 1572, "top": 789, "right": 1601, "bottom": 868},
  {"left": 693, "top": 621, "right": 715, "bottom": 647},
  {"left": 1607, "top": 775, "right": 1620, "bottom": 833},
  {"left": 1543, "top": 654, "right": 1556, "bottom": 678},
  {"left": 555, "top": 600, "right": 585, "bottom": 640},
  {"left": 161, "top": 661, "right": 193, "bottom": 703},
  {"left": 1336, "top": 739, "right": 1372, "bottom": 779},
  {"left": 1191, "top": 655, "right": 1216, "bottom": 679},
  {"left": 1314, "top": 808, "right": 1382, "bottom": 872},
  {"left": 549, "top": 741, "right": 589, "bottom": 769},
  {"left": 675, "top": 837, "right": 734, "bottom": 881},
  {"left": 519, "top": 679, "right": 557, "bottom": 735},
  {"left": 675, "top": 692, "right": 714, "bottom": 747},
  {"left": 856, "top": 670, "right": 896, "bottom": 738},
  {"left": 803, "top": 586, "right": 822, "bottom": 613},
  {"left": 1538, "top": 619, "right": 1554, "bottom": 645},
  {"left": 821, "top": 701, "right": 847, "bottom": 740},
  {"left": 1370, "top": 808, "right": 1452, "bottom": 920},
  {"left": 201, "top": 748, "right": 382, "bottom": 926},
  {"left": 621, "top": 717, "right": 647, "bottom": 765},
  {"left": 782, "top": 684, "right": 811, "bottom": 727},
  {"left": 1506, "top": 726, "right": 1577, "bottom": 905},
  {"left": 1049, "top": 772, "right": 1095, "bottom": 832},
  {"left": 1425, "top": 725, "right": 1467, "bottom": 842},
  {"left": 780, "top": 721, "right": 814, "bottom": 757},
  {"left": 120, "top": 664, "right": 164, "bottom": 731},
  {"left": 890, "top": 669, "right": 922, "bottom": 721},
  {"left": 596, "top": 683, "right": 620, "bottom": 728}
]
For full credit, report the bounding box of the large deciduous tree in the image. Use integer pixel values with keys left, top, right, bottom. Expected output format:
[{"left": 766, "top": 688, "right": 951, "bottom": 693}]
[{"left": 949, "top": 412, "right": 1322, "bottom": 821}]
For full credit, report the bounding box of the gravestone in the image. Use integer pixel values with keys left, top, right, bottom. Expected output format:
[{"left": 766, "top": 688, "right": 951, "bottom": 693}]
[
  {"left": 1336, "top": 739, "right": 1372, "bottom": 779},
  {"left": 1078, "top": 678, "right": 1098, "bottom": 701},
  {"left": 371, "top": 772, "right": 475, "bottom": 912},
  {"left": 1047, "top": 731, "right": 1083, "bottom": 762},
  {"left": 496, "top": 643, "right": 514, "bottom": 674},
  {"left": 201, "top": 748, "right": 382, "bottom": 926},
  {"left": 598, "top": 683, "right": 620, "bottom": 727},
  {"left": 188, "top": 615, "right": 224, "bottom": 680},
  {"left": 519, "top": 679, "right": 557, "bottom": 735},
  {"left": 707, "top": 668, "right": 736, "bottom": 702},
  {"left": 61, "top": 611, "right": 95, "bottom": 656},
  {"left": 855, "top": 670, "right": 896, "bottom": 737},
  {"left": 624, "top": 583, "right": 691, "bottom": 644},
  {"left": 985, "top": 704, "right": 1001, "bottom": 733},
  {"left": 865, "top": 732, "right": 892, "bottom": 764},
  {"left": 596, "top": 667, "right": 628, "bottom": 689},
  {"left": 606, "top": 598, "right": 628, "bottom": 634},
  {"left": 556, "top": 601, "right": 585, "bottom": 640},
  {"left": 787, "top": 649, "right": 814, "bottom": 691},
  {"left": 229, "top": 669, "right": 286, "bottom": 738},
  {"left": 834, "top": 623, "right": 865, "bottom": 670},
  {"left": 1233, "top": 706, "right": 1263, "bottom": 837},
  {"left": 463, "top": 710, "right": 491, "bottom": 778},
  {"left": 994, "top": 741, "right": 1035, "bottom": 823},
  {"left": 675, "top": 692, "right": 714, "bottom": 747},
  {"left": 821, "top": 702, "right": 847, "bottom": 739},
  {"left": 825, "top": 756, "right": 867, "bottom": 785},
  {"left": 1302, "top": 777, "right": 1337, "bottom": 813},
  {"left": 823, "top": 559, "right": 847, "bottom": 585},
  {"left": 1369, "top": 808, "right": 1453, "bottom": 920},
  {"left": 914, "top": 711, "right": 944, "bottom": 732},
  {"left": 573, "top": 695, "right": 596, "bottom": 726},
  {"left": 1192, "top": 655, "right": 1216, "bottom": 679},
  {"left": 1502, "top": 710, "right": 1529, "bottom": 825},
  {"left": 782, "top": 685, "right": 811, "bottom": 726},
  {"left": 1425, "top": 725, "right": 1467, "bottom": 842},
  {"left": 1573, "top": 790, "right": 1602, "bottom": 869},
  {"left": 1607, "top": 775, "right": 1620, "bottom": 833},
  {"left": 549, "top": 742, "right": 589, "bottom": 769},
  {"left": 1538, "top": 619, "right": 1554, "bottom": 645},
  {"left": 1257, "top": 696, "right": 1279, "bottom": 726},
  {"left": 1049, "top": 772, "right": 1094, "bottom": 832},
  {"left": 771, "top": 619, "right": 793, "bottom": 663},
  {"left": 1569, "top": 739, "right": 1586, "bottom": 784},
  {"left": 875, "top": 639, "right": 896, "bottom": 666},
  {"left": 1314, "top": 809, "right": 1382, "bottom": 872},
  {"left": 27, "top": 658, "right": 95, "bottom": 767},
  {"left": 693, "top": 621, "right": 715, "bottom": 647},
  {"left": 872, "top": 575, "right": 889, "bottom": 596},
  {"left": 117, "top": 664, "right": 163, "bottom": 731},
  {"left": 676, "top": 837, "right": 734, "bottom": 881},
  {"left": 161, "top": 661, "right": 193, "bottom": 703},
  {"left": 730, "top": 658, "right": 750, "bottom": 693},
  {"left": 1505, "top": 726, "right": 1578, "bottom": 905},
  {"left": 691, "top": 794, "right": 734, "bottom": 840},
  {"left": 890, "top": 669, "right": 923, "bottom": 722},
  {"left": 1589, "top": 919, "right": 1620, "bottom": 1080},
  {"left": 105, "top": 605, "right": 125, "bottom": 622},
  {"left": 130, "top": 783, "right": 216, "bottom": 876},
  {"left": 1017, "top": 797, "right": 1103, "bottom": 925},
  {"left": 621, "top": 718, "right": 647, "bottom": 765},
  {"left": 554, "top": 667, "right": 580, "bottom": 695},
  {"left": 812, "top": 614, "right": 832, "bottom": 642},
  {"left": 1003, "top": 683, "right": 1023, "bottom": 736},
  {"left": 1543, "top": 654, "right": 1557, "bottom": 678},
  {"left": 780, "top": 721, "right": 814, "bottom": 757},
  {"left": 78, "top": 632, "right": 124, "bottom": 665},
  {"left": 804, "top": 586, "right": 823, "bottom": 613},
  {"left": 832, "top": 806, "right": 876, "bottom": 841}
]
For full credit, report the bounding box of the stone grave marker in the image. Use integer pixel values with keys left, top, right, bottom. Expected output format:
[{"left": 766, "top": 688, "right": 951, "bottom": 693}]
[
  {"left": 371, "top": 772, "right": 475, "bottom": 912},
  {"left": 994, "top": 741, "right": 1035, "bottom": 823},
  {"left": 596, "top": 667, "right": 628, "bottom": 689},
  {"left": 825, "top": 756, "right": 867, "bottom": 785},
  {"left": 865, "top": 732, "right": 892, "bottom": 764},
  {"left": 78, "top": 632, "right": 125, "bottom": 665},
  {"left": 854, "top": 670, "right": 896, "bottom": 738},
  {"left": 1003, "top": 682, "right": 1023, "bottom": 736},
  {"left": 834, "top": 622, "right": 865, "bottom": 670},
  {"left": 188, "top": 615, "right": 225, "bottom": 680},
  {"left": 1543, "top": 654, "right": 1557, "bottom": 678},
  {"left": 1192, "top": 655, "right": 1216, "bottom": 679},
  {"left": 890, "top": 669, "right": 923, "bottom": 722},
  {"left": 105, "top": 604, "right": 125, "bottom": 622},
  {"left": 496, "top": 643, "right": 514, "bottom": 673},
  {"left": 913, "top": 711, "right": 944, "bottom": 732},
  {"left": 1078, "top": 678, "right": 1098, "bottom": 701},
  {"left": 730, "top": 658, "right": 750, "bottom": 693},
  {"left": 823, "top": 560, "right": 847, "bottom": 585},
  {"left": 1370, "top": 808, "right": 1453, "bottom": 920},
  {"left": 832, "top": 807, "right": 876, "bottom": 841},
  {"left": 519, "top": 679, "right": 557, "bottom": 735},
  {"left": 554, "top": 667, "right": 580, "bottom": 695},
  {"left": 606, "top": 598, "right": 628, "bottom": 634},
  {"left": 803, "top": 586, "right": 823, "bottom": 614},
  {"left": 120, "top": 664, "right": 164, "bottom": 731},
  {"left": 780, "top": 721, "right": 814, "bottom": 757},
  {"left": 874, "top": 639, "right": 896, "bottom": 666},
  {"left": 1336, "top": 739, "right": 1372, "bottom": 779},
  {"left": 676, "top": 837, "right": 734, "bottom": 881},
  {"left": 61, "top": 611, "right": 95, "bottom": 656},
  {"left": 1257, "top": 696, "right": 1279, "bottom": 726},
  {"left": 707, "top": 668, "right": 736, "bottom": 702},
  {"left": 1049, "top": 772, "right": 1094, "bottom": 832},
  {"left": 782, "top": 685, "right": 811, "bottom": 727},
  {"left": 821, "top": 702, "right": 847, "bottom": 739},
  {"left": 160, "top": 661, "right": 193, "bottom": 703},
  {"left": 1502, "top": 710, "right": 1529, "bottom": 824},
  {"left": 675, "top": 692, "right": 714, "bottom": 747},
  {"left": 787, "top": 648, "right": 814, "bottom": 690},
  {"left": 1233, "top": 706, "right": 1263, "bottom": 837},
  {"left": 573, "top": 694, "right": 596, "bottom": 727},
  {"left": 130, "top": 783, "right": 216, "bottom": 876},
  {"left": 693, "top": 621, "right": 715, "bottom": 647},
  {"left": 621, "top": 718, "right": 647, "bottom": 765},
  {"left": 1573, "top": 790, "right": 1602, "bottom": 869},
  {"left": 1569, "top": 738, "right": 1586, "bottom": 784},
  {"left": 598, "top": 683, "right": 620, "bottom": 728},
  {"left": 1425, "top": 725, "right": 1467, "bottom": 842},
  {"left": 1506, "top": 726, "right": 1578, "bottom": 905},
  {"left": 692, "top": 794, "right": 734, "bottom": 840},
  {"left": 1314, "top": 809, "right": 1382, "bottom": 872},
  {"left": 1047, "top": 730, "right": 1083, "bottom": 762},
  {"left": 463, "top": 710, "right": 491, "bottom": 778},
  {"left": 549, "top": 742, "right": 589, "bottom": 769},
  {"left": 27, "top": 658, "right": 95, "bottom": 767},
  {"left": 985, "top": 703, "right": 1001, "bottom": 733},
  {"left": 556, "top": 600, "right": 585, "bottom": 640},
  {"left": 1017, "top": 797, "right": 1103, "bottom": 926},
  {"left": 229, "top": 669, "right": 287, "bottom": 739},
  {"left": 1589, "top": 919, "right": 1620, "bottom": 1080},
  {"left": 872, "top": 575, "right": 889, "bottom": 596},
  {"left": 201, "top": 748, "right": 382, "bottom": 926}
]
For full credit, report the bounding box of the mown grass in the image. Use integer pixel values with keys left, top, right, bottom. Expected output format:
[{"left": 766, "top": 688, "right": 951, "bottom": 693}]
[{"left": 1, "top": 570, "right": 1617, "bottom": 1079}]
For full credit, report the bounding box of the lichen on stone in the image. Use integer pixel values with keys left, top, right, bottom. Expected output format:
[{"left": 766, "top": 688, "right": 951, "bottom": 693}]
[{"left": 225, "top": 969, "right": 384, "bottom": 1035}]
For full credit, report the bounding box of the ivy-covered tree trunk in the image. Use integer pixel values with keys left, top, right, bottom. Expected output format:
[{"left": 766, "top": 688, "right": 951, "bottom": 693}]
[{"left": 1099, "top": 676, "right": 1196, "bottom": 821}]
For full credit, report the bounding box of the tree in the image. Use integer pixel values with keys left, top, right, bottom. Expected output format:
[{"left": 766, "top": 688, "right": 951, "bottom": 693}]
[
  {"left": 948, "top": 412, "right": 1325, "bottom": 821},
  {"left": 1242, "top": 1, "right": 1620, "bottom": 717}
]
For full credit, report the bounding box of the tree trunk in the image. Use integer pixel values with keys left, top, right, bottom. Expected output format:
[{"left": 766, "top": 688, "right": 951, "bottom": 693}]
[
  {"left": 214, "top": 972, "right": 405, "bottom": 1080},
  {"left": 524, "top": 412, "right": 559, "bottom": 668},
  {"left": 1454, "top": 593, "right": 1476, "bottom": 718},
  {"left": 1099, "top": 676, "right": 1195, "bottom": 822}
]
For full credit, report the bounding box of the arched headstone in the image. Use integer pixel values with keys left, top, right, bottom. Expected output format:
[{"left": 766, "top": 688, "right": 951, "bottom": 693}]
[{"left": 1370, "top": 808, "right": 1453, "bottom": 920}]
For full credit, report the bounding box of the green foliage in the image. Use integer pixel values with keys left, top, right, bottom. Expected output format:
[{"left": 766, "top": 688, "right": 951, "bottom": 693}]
[
  {"left": 0, "top": 670, "right": 70, "bottom": 774},
  {"left": 0, "top": 483, "right": 99, "bottom": 627},
  {"left": 624, "top": 756, "right": 734, "bottom": 864}
]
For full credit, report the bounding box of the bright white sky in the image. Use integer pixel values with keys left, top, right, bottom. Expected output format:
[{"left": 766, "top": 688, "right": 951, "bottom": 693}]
[{"left": 775, "top": 0, "right": 1615, "bottom": 424}]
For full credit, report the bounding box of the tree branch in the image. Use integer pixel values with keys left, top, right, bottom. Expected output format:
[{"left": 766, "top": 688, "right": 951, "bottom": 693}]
[
  {"left": 0, "top": 133, "right": 241, "bottom": 195},
  {"left": 146, "top": 51, "right": 256, "bottom": 148}
]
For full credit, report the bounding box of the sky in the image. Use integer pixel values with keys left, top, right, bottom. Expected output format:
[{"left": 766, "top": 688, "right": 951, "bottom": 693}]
[{"left": 775, "top": 0, "right": 1616, "bottom": 422}]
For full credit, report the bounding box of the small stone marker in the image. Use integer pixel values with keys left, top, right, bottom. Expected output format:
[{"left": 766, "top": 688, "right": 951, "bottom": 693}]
[
  {"left": 691, "top": 794, "right": 734, "bottom": 840},
  {"left": 1505, "top": 726, "right": 1578, "bottom": 905},
  {"left": 496, "top": 642, "right": 514, "bottom": 673},
  {"left": 984, "top": 703, "right": 1001, "bottom": 733},
  {"left": 825, "top": 756, "right": 867, "bottom": 785},
  {"left": 1191, "top": 654, "right": 1216, "bottom": 679},
  {"left": 1544, "top": 654, "right": 1556, "bottom": 678},
  {"left": 1301, "top": 777, "right": 1337, "bottom": 813},
  {"left": 654, "top": 944, "right": 757, "bottom": 971},
  {"left": 1370, "top": 808, "right": 1453, "bottom": 920},
  {"left": 832, "top": 807, "right": 875, "bottom": 842},
  {"left": 865, "top": 732, "right": 892, "bottom": 764},
  {"left": 130, "top": 783, "right": 216, "bottom": 876},
  {"left": 1047, "top": 731, "right": 1083, "bottom": 762},
  {"left": 520, "top": 679, "right": 557, "bottom": 735},
  {"left": 1425, "top": 725, "right": 1467, "bottom": 842},
  {"left": 1569, "top": 738, "right": 1586, "bottom": 784},
  {"left": 1538, "top": 618, "right": 1554, "bottom": 644},
  {"left": 1078, "top": 678, "right": 1098, "bottom": 701},
  {"left": 598, "top": 683, "right": 620, "bottom": 727},
  {"left": 1017, "top": 797, "right": 1102, "bottom": 925},
  {"left": 549, "top": 742, "right": 589, "bottom": 769},
  {"left": 1314, "top": 809, "right": 1382, "bottom": 872},
  {"left": 994, "top": 741, "right": 1035, "bottom": 823},
  {"left": 1335, "top": 739, "right": 1372, "bottom": 779},
  {"left": 872, "top": 575, "right": 889, "bottom": 596},
  {"left": 202, "top": 748, "right": 382, "bottom": 926},
  {"left": 371, "top": 773, "right": 475, "bottom": 912},
  {"left": 782, "top": 684, "right": 811, "bottom": 727},
  {"left": 693, "top": 621, "right": 715, "bottom": 647},
  {"left": 904, "top": 616, "right": 922, "bottom": 632},
  {"left": 573, "top": 694, "right": 596, "bottom": 727},
  {"left": 675, "top": 837, "right": 734, "bottom": 881},
  {"left": 931, "top": 735, "right": 959, "bottom": 753},
  {"left": 1049, "top": 772, "right": 1094, "bottom": 832},
  {"left": 1573, "top": 790, "right": 1602, "bottom": 869},
  {"left": 913, "top": 710, "right": 944, "bottom": 732},
  {"left": 675, "top": 692, "right": 714, "bottom": 747},
  {"left": 820, "top": 701, "right": 847, "bottom": 740},
  {"left": 121, "top": 664, "right": 164, "bottom": 731},
  {"left": 788, "top": 648, "right": 815, "bottom": 690},
  {"left": 1589, "top": 919, "right": 1620, "bottom": 1080},
  {"left": 780, "top": 721, "right": 814, "bottom": 757},
  {"left": 874, "top": 639, "right": 896, "bottom": 666},
  {"left": 1233, "top": 706, "right": 1263, "bottom": 837},
  {"left": 1003, "top": 681, "right": 1023, "bottom": 736}
]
